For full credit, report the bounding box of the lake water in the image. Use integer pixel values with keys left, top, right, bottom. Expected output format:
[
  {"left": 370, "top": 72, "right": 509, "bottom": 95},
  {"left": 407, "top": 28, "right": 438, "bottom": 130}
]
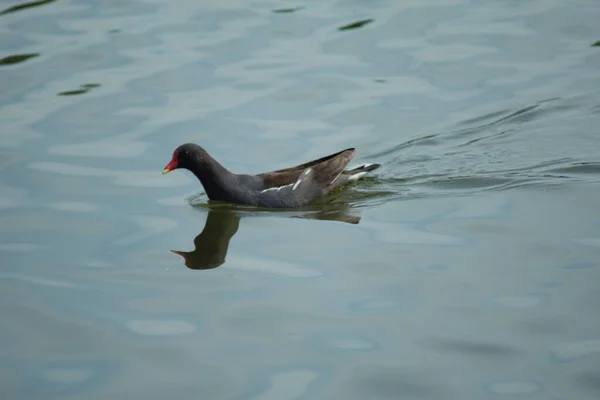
[{"left": 1, "top": 0, "right": 600, "bottom": 399}]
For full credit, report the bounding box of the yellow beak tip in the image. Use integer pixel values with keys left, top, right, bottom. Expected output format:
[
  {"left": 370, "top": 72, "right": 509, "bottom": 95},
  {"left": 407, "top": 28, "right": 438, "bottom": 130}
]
[{"left": 162, "top": 169, "right": 171, "bottom": 175}]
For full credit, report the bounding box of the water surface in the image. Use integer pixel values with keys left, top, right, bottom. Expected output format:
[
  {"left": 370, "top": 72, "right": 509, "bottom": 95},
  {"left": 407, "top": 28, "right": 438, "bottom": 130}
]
[{"left": 1, "top": 0, "right": 600, "bottom": 399}]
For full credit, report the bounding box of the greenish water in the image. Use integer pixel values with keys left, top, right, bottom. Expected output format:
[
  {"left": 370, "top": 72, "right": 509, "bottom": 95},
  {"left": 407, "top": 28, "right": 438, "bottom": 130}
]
[{"left": 1, "top": 0, "right": 600, "bottom": 399}]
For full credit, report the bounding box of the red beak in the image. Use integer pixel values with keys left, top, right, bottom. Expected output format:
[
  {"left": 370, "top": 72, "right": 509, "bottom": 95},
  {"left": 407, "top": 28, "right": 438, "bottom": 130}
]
[{"left": 162, "top": 159, "right": 178, "bottom": 175}]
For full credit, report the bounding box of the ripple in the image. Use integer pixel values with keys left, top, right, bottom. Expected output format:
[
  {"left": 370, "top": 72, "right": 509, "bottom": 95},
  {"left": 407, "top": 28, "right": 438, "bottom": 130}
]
[
  {"left": 350, "top": 366, "right": 444, "bottom": 399},
  {"left": 247, "top": 369, "right": 319, "bottom": 400},
  {"left": 49, "top": 202, "right": 98, "bottom": 213},
  {"left": 0, "top": 243, "right": 46, "bottom": 251},
  {"left": 572, "top": 372, "right": 600, "bottom": 393},
  {"left": 0, "top": 53, "right": 39, "bottom": 65},
  {"left": 48, "top": 140, "right": 149, "bottom": 158},
  {"left": 115, "top": 171, "right": 192, "bottom": 188},
  {"left": 351, "top": 75, "right": 440, "bottom": 97},
  {"left": 486, "top": 380, "right": 542, "bottom": 395},
  {"left": 493, "top": 296, "right": 543, "bottom": 308},
  {"left": 42, "top": 368, "right": 92, "bottom": 384},
  {"left": 0, "top": 184, "right": 29, "bottom": 210},
  {"left": 347, "top": 292, "right": 414, "bottom": 314},
  {"left": 548, "top": 162, "right": 600, "bottom": 175},
  {"left": 157, "top": 196, "right": 188, "bottom": 206},
  {"left": 562, "top": 262, "right": 596, "bottom": 270},
  {"left": 0, "top": 273, "right": 74, "bottom": 287},
  {"left": 348, "top": 298, "right": 398, "bottom": 311},
  {"left": 366, "top": 220, "right": 463, "bottom": 246},
  {"left": 551, "top": 338, "right": 600, "bottom": 362},
  {"left": 420, "top": 176, "right": 513, "bottom": 191},
  {"left": 425, "top": 264, "right": 448, "bottom": 272},
  {"left": 314, "top": 334, "right": 381, "bottom": 354},
  {"left": 338, "top": 19, "right": 374, "bottom": 32},
  {"left": 516, "top": 316, "right": 568, "bottom": 336},
  {"left": 114, "top": 216, "right": 177, "bottom": 246},
  {"left": 272, "top": 7, "right": 304, "bottom": 14},
  {"left": 0, "top": 0, "right": 57, "bottom": 16},
  {"left": 82, "top": 258, "right": 113, "bottom": 268},
  {"left": 432, "top": 21, "right": 534, "bottom": 37},
  {"left": 412, "top": 44, "right": 498, "bottom": 63},
  {"left": 125, "top": 320, "right": 196, "bottom": 336},
  {"left": 29, "top": 161, "right": 191, "bottom": 187},
  {"left": 227, "top": 255, "right": 322, "bottom": 278},
  {"left": 331, "top": 337, "right": 378, "bottom": 351},
  {"left": 57, "top": 83, "right": 101, "bottom": 96},
  {"left": 574, "top": 238, "right": 600, "bottom": 247},
  {"left": 425, "top": 339, "right": 522, "bottom": 358},
  {"left": 447, "top": 196, "right": 511, "bottom": 219},
  {"left": 29, "top": 162, "right": 116, "bottom": 177}
]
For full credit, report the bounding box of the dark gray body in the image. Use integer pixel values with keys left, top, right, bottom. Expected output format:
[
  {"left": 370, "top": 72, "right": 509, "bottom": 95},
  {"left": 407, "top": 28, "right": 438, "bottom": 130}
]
[{"left": 168, "top": 143, "right": 380, "bottom": 209}]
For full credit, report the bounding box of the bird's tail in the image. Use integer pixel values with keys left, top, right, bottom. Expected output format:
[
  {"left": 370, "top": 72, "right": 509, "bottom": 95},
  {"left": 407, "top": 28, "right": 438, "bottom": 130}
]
[{"left": 345, "top": 163, "right": 381, "bottom": 181}]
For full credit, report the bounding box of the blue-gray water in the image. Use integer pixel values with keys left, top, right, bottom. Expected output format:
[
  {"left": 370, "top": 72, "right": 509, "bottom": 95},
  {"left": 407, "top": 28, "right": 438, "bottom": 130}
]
[{"left": 2, "top": 0, "right": 600, "bottom": 399}]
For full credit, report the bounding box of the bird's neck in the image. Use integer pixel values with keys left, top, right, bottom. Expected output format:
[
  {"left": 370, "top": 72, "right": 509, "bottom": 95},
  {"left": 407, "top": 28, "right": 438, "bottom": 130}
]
[{"left": 189, "top": 157, "right": 237, "bottom": 201}]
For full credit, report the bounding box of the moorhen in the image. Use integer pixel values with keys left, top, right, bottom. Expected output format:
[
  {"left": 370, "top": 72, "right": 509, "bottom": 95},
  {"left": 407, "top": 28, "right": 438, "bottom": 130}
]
[{"left": 162, "top": 143, "right": 380, "bottom": 208}]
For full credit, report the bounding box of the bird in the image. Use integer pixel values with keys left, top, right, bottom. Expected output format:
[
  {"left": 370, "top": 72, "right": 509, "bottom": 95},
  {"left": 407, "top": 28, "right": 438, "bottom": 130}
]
[{"left": 162, "top": 143, "right": 380, "bottom": 208}]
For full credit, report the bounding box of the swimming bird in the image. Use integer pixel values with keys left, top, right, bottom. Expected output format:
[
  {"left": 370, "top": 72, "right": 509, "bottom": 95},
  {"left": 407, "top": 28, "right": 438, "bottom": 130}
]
[{"left": 162, "top": 143, "right": 380, "bottom": 208}]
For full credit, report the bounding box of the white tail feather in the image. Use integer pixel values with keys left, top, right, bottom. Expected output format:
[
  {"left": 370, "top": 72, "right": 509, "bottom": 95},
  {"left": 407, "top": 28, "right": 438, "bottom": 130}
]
[{"left": 348, "top": 171, "right": 368, "bottom": 182}]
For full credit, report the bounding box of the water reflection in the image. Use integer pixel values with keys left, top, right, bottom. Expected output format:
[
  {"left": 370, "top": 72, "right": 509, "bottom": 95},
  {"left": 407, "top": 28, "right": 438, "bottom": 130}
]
[
  {"left": 291, "top": 202, "right": 361, "bottom": 225},
  {"left": 172, "top": 204, "right": 361, "bottom": 270},
  {"left": 171, "top": 210, "right": 240, "bottom": 271}
]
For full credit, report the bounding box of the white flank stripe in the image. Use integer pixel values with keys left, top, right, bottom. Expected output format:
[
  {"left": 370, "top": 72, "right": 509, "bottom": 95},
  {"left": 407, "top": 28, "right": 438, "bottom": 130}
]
[
  {"left": 293, "top": 168, "right": 311, "bottom": 190},
  {"left": 262, "top": 168, "right": 312, "bottom": 193},
  {"left": 261, "top": 183, "right": 293, "bottom": 193},
  {"left": 330, "top": 170, "right": 344, "bottom": 185},
  {"left": 292, "top": 179, "right": 302, "bottom": 191}
]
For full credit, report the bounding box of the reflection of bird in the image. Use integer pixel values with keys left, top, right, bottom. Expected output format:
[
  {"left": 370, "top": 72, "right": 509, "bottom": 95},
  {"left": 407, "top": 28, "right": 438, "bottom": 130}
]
[
  {"left": 162, "top": 143, "right": 380, "bottom": 208},
  {"left": 171, "top": 210, "right": 240, "bottom": 270},
  {"left": 170, "top": 204, "right": 363, "bottom": 271},
  {"left": 295, "top": 203, "right": 361, "bottom": 224}
]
